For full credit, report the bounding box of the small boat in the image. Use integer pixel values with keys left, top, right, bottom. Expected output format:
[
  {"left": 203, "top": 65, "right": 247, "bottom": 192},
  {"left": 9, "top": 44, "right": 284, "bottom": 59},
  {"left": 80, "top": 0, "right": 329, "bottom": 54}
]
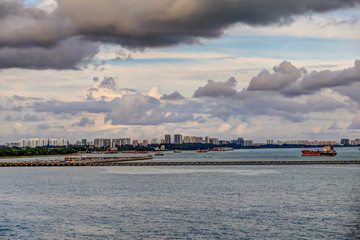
[
  {"left": 197, "top": 148, "right": 208, "bottom": 153},
  {"left": 302, "top": 146, "right": 337, "bottom": 156},
  {"left": 155, "top": 152, "right": 164, "bottom": 156},
  {"left": 173, "top": 150, "right": 182, "bottom": 153}
]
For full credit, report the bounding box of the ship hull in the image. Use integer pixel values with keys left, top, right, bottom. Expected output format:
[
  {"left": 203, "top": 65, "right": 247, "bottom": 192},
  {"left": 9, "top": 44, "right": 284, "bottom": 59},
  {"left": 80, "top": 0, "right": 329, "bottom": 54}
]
[{"left": 302, "top": 150, "right": 337, "bottom": 156}]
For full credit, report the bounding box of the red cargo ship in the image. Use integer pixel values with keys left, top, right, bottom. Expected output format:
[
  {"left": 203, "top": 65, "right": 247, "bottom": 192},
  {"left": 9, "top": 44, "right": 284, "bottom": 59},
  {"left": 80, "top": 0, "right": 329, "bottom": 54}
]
[{"left": 302, "top": 146, "right": 337, "bottom": 156}]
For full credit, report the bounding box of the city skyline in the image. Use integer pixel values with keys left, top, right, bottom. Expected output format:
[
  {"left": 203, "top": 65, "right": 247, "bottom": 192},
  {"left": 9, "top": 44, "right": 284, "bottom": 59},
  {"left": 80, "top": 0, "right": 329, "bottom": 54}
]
[
  {"left": 1, "top": 1, "right": 360, "bottom": 143},
  {"left": 5, "top": 134, "right": 360, "bottom": 148}
]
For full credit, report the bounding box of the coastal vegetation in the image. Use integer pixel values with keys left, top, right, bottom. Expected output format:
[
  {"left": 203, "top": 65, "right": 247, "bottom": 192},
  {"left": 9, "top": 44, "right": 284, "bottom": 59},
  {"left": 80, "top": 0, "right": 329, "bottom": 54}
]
[{"left": 0, "top": 147, "right": 79, "bottom": 158}]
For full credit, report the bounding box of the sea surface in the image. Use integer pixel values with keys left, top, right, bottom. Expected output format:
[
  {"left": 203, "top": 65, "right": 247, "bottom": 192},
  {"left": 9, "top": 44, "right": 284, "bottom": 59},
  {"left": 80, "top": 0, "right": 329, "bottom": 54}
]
[{"left": 0, "top": 148, "right": 359, "bottom": 239}]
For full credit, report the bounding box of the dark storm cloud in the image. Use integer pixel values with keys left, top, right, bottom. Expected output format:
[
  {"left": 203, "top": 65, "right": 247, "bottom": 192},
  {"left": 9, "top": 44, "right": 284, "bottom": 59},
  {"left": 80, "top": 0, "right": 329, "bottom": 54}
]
[
  {"left": 0, "top": 1, "right": 68, "bottom": 47},
  {"left": 54, "top": 0, "right": 360, "bottom": 48},
  {"left": 71, "top": 117, "right": 95, "bottom": 127},
  {"left": 0, "top": 37, "right": 99, "bottom": 69},
  {"left": 161, "top": 91, "right": 185, "bottom": 101},
  {"left": 1, "top": 0, "right": 359, "bottom": 69},
  {"left": 193, "top": 77, "right": 237, "bottom": 98}
]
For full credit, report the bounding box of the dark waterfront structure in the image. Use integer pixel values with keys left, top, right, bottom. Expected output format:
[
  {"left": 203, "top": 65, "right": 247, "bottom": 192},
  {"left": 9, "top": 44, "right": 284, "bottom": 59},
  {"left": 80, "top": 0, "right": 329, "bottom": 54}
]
[
  {"left": 174, "top": 134, "right": 183, "bottom": 145},
  {"left": 165, "top": 134, "right": 171, "bottom": 144},
  {"left": 340, "top": 139, "right": 350, "bottom": 145}
]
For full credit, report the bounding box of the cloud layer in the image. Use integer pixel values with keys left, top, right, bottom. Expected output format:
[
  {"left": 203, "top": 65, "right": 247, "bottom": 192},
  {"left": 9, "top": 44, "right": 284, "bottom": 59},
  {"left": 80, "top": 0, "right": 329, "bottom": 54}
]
[
  {"left": 1, "top": 0, "right": 359, "bottom": 69},
  {"left": 246, "top": 60, "right": 360, "bottom": 97},
  {"left": 27, "top": 60, "right": 359, "bottom": 126}
]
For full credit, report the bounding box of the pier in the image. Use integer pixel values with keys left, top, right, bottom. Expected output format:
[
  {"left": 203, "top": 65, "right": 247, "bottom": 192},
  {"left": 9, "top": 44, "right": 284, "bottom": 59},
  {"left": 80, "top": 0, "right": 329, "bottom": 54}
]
[{"left": 0, "top": 158, "right": 359, "bottom": 167}]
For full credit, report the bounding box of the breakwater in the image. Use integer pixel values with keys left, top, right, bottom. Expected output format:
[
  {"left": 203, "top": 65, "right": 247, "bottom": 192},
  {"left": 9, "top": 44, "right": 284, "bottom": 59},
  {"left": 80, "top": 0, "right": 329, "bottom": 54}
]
[
  {"left": 0, "top": 156, "right": 153, "bottom": 167},
  {"left": 0, "top": 159, "right": 359, "bottom": 167}
]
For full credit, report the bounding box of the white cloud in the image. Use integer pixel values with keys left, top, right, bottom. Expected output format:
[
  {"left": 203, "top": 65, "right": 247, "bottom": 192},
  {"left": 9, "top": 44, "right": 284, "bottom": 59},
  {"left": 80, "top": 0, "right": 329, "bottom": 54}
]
[
  {"left": 218, "top": 123, "right": 232, "bottom": 133},
  {"left": 37, "top": 0, "right": 57, "bottom": 12},
  {"left": 147, "top": 87, "right": 161, "bottom": 99}
]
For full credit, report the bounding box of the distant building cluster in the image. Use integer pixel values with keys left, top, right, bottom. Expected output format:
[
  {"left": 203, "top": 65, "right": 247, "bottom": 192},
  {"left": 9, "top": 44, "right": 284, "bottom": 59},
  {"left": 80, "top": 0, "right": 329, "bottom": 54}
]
[
  {"left": 19, "top": 138, "right": 68, "bottom": 148},
  {"left": 342, "top": 138, "right": 360, "bottom": 146},
  {"left": 1, "top": 135, "right": 360, "bottom": 149},
  {"left": 74, "top": 135, "right": 251, "bottom": 149},
  {"left": 70, "top": 136, "right": 360, "bottom": 148},
  {"left": 273, "top": 140, "right": 338, "bottom": 145},
  {"left": 267, "top": 138, "right": 360, "bottom": 146}
]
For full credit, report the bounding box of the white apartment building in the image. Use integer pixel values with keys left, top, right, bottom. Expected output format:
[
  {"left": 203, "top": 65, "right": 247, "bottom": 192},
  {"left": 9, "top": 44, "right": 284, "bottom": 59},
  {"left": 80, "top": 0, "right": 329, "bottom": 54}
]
[{"left": 19, "top": 138, "right": 68, "bottom": 147}]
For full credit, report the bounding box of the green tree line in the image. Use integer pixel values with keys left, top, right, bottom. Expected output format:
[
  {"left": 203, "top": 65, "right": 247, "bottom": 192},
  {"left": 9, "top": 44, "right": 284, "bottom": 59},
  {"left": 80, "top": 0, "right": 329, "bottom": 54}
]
[{"left": 0, "top": 147, "right": 79, "bottom": 157}]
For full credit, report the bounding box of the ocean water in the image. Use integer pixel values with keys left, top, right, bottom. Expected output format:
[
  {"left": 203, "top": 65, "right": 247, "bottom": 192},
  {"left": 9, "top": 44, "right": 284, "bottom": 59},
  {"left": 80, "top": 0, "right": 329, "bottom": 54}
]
[{"left": 0, "top": 148, "right": 359, "bottom": 239}]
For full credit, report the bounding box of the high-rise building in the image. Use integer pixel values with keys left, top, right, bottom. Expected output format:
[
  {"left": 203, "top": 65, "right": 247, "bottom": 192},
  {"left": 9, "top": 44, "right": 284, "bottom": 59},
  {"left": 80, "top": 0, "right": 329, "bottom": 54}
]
[
  {"left": 165, "top": 134, "right": 171, "bottom": 144},
  {"left": 174, "top": 134, "right": 182, "bottom": 145},
  {"left": 19, "top": 138, "right": 68, "bottom": 147},
  {"left": 94, "top": 138, "right": 111, "bottom": 148},
  {"left": 19, "top": 138, "right": 28, "bottom": 148},
  {"left": 122, "top": 138, "right": 131, "bottom": 145},
  {"left": 351, "top": 138, "right": 360, "bottom": 145},
  {"left": 340, "top": 139, "right": 350, "bottom": 145},
  {"left": 142, "top": 139, "right": 148, "bottom": 147},
  {"left": 133, "top": 140, "right": 139, "bottom": 147},
  {"left": 209, "top": 138, "right": 219, "bottom": 145},
  {"left": 81, "top": 139, "right": 87, "bottom": 146},
  {"left": 319, "top": 140, "right": 337, "bottom": 145},
  {"left": 244, "top": 140, "right": 253, "bottom": 146},
  {"left": 183, "top": 136, "right": 191, "bottom": 143},
  {"left": 112, "top": 139, "right": 121, "bottom": 147},
  {"left": 110, "top": 138, "right": 131, "bottom": 147},
  {"left": 239, "top": 138, "right": 244, "bottom": 146},
  {"left": 151, "top": 139, "right": 157, "bottom": 145}
]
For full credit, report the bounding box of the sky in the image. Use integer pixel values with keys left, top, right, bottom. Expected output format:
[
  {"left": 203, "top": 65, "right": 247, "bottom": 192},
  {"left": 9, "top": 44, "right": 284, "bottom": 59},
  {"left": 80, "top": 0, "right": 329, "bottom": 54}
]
[{"left": 0, "top": 0, "right": 360, "bottom": 144}]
